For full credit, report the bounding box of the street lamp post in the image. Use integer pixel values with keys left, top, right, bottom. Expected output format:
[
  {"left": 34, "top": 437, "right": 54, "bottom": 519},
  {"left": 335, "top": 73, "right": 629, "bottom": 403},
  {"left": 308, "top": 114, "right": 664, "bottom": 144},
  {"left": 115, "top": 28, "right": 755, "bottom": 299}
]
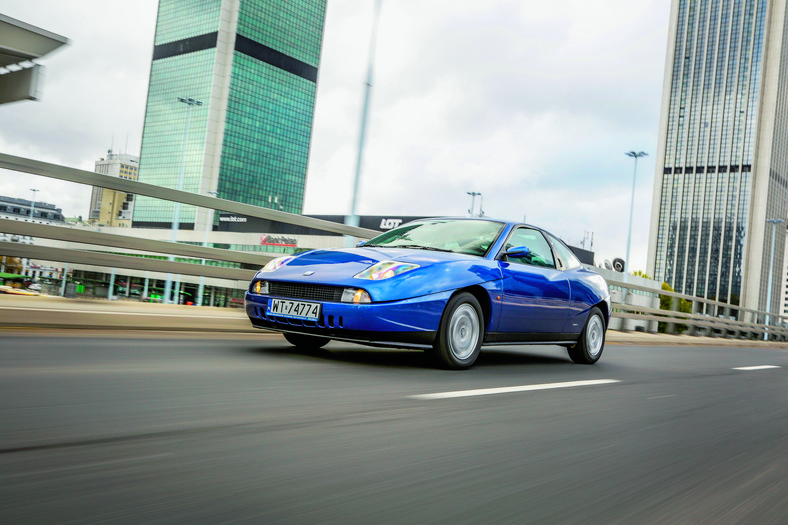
[
  {"left": 29, "top": 188, "right": 39, "bottom": 220},
  {"left": 196, "top": 191, "right": 218, "bottom": 307},
  {"left": 346, "top": 0, "right": 383, "bottom": 231},
  {"left": 163, "top": 96, "right": 203, "bottom": 304},
  {"left": 765, "top": 218, "right": 786, "bottom": 340},
  {"left": 624, "top": 151, "right": 648, "bottom": 274},
  {"left": 467, "top": 191, "right": 481, "bottom": 217}
]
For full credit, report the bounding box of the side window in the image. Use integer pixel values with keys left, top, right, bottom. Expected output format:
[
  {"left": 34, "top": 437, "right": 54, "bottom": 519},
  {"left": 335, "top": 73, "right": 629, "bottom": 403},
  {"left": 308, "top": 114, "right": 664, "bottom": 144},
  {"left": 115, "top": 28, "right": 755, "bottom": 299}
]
[
  {"left": 503, "top": 228, "right": 555, "bottom": 269},
  {"left": 546, "top": 233, "right": 582, "bottom": 270}
]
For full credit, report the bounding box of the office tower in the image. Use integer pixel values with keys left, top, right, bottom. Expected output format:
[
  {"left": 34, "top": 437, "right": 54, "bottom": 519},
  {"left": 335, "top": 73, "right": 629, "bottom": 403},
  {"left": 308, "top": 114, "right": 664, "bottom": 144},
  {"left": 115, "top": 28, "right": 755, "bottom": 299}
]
[
  {"left": 132, "top": 0, "right": 327, "bottom": 231},
  {"left": 647, "top": 0, "right": 788, "bottom": 313},
  {"left": 89, "top": 151, "right": 139, "bottom": 227}
]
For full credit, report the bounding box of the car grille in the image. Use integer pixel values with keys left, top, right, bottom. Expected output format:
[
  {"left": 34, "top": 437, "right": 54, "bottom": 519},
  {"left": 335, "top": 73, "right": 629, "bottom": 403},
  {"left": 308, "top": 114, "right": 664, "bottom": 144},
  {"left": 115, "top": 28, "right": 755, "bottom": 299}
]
[{"left": 268, "top": 282, "right": 344, "bottom": 302}]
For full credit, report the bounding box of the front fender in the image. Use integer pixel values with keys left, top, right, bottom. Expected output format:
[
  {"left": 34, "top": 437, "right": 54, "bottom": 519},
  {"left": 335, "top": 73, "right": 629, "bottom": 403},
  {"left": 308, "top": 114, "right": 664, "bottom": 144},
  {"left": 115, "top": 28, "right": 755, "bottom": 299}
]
[{"left": 365, "top": 261, "right": 502, "bottom": 302}]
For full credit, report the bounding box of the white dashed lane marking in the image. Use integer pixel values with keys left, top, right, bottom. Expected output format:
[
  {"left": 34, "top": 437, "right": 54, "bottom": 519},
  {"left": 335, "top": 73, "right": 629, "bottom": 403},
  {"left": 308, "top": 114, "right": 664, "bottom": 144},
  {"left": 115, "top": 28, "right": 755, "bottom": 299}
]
[
  {"left": 408, "top": 379, "right": 621, "bottom": 400},
  {"left": 732, "top": 365, "right": 781, "bottom": 371}
]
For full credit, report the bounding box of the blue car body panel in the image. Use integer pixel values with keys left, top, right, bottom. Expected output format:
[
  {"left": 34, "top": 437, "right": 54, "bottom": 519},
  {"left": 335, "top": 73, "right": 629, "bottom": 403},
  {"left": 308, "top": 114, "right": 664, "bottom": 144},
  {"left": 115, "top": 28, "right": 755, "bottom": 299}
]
[
  {"left": 266, "top": 247, "right": 503, "bottom": 302},
  {"left": 563, "top": 267, "right": 611, "bottom": 333},
  {"left": 244, "top": 218, "right": 610, "bottom": 350},
  {"left": 246, "top": 290, "right": 451, "bottom": 347},
  {"left": 496, "top": 262, "right": 570, "bottom": 334}
]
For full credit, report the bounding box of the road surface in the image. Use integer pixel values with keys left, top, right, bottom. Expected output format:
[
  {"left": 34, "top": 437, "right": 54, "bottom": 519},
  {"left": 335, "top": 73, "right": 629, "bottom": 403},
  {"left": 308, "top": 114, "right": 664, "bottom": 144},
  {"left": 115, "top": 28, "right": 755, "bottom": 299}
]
[{"left": 1, "top": 332, "right": 786, "bottom": 524}]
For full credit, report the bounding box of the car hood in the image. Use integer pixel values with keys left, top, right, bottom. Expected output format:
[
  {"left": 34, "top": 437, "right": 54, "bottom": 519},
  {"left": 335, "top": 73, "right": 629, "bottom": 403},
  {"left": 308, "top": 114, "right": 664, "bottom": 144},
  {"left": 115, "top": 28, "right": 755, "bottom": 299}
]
[{"left": 257, "top": 247, "right": 501, "bottom": 301}]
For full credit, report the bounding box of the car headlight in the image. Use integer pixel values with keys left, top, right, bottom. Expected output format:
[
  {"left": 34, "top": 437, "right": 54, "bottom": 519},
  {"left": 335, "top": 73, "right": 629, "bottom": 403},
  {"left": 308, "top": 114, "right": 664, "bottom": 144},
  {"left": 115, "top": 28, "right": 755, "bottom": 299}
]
[
  {"left": 251, "top": 280, "right": 269, "bottom": 294},
  {"left": 260, "top": 256, "right": 295, "bottom": 273},
  {"left": 341, "top": 288, "right": 371, "bottom": 303},
  {"left": 354, "top": 261, "right": 419, "bottom": 280}
]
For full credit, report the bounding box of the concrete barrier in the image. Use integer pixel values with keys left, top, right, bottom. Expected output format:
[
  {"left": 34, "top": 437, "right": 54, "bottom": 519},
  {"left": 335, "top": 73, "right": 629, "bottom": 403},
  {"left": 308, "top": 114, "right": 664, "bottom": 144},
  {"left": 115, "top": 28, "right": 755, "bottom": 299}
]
[{"left": 0, "top": 294, "right": 258, "bottom": 333}]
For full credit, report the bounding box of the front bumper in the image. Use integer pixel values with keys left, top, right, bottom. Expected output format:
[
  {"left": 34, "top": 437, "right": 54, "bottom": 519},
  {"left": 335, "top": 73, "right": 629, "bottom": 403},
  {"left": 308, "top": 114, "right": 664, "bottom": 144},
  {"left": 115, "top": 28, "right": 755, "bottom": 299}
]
[{"left": 244, "top": 290, "right": 453, "bottom": 349}]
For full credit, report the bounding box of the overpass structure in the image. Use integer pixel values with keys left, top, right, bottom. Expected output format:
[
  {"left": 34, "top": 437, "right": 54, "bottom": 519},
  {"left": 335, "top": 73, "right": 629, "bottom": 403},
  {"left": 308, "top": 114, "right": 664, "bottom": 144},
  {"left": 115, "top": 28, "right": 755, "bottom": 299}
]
[
  {"left": 2, "top": 152, "right": 788, "bottom": 341},
  {"left": 0, "top": 13, "right": 68, "bottom": 105}
]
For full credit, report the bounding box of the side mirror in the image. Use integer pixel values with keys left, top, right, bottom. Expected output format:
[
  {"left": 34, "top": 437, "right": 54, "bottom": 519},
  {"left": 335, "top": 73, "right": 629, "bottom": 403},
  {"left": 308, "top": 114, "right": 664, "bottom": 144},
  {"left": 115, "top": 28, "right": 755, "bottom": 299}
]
[{"left": 504, "top": 245, "right": 531, "bottom": 258}]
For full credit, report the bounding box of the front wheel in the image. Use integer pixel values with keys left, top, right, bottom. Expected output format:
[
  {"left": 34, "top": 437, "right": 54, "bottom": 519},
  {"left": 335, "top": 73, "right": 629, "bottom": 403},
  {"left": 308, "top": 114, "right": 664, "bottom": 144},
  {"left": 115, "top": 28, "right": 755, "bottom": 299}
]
[
  {"left": 283, "top": 332, "right": 330, "bottom": 349},
  {"left": 432, "top": 292, "right": 484, "bottom": 370},
  {"left": 567, "top": 306, "right": 606, "bottom": 364}
]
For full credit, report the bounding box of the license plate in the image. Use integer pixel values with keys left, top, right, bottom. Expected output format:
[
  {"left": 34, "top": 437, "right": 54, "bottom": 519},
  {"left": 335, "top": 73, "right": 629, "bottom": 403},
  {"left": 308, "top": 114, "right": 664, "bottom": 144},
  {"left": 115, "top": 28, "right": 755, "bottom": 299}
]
[{"left": 267, "top": 298, "right": 321, "bottom": 321}]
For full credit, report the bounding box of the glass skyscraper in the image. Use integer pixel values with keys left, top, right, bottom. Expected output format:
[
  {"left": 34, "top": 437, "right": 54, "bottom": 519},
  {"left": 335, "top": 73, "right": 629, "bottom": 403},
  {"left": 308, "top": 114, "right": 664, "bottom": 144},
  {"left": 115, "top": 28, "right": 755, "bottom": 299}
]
[
  {"left": 648, "top": 0, "right": 788, "bottom": 313},
  {"left": 133, "top": 0, "right": 327, "bottom": 231}
]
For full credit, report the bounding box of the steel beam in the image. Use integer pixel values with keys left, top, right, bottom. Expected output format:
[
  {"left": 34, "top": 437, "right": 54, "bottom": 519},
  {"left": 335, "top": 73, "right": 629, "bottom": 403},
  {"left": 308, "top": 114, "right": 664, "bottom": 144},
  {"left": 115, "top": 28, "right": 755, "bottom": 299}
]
[
  {"left": 0, "top": 152, "right": 380, "bottom": 238},
  {"left": 0, "top": 218, "right": 275, "bottom": 266},
  {"left": 0, "top": 241, "right": 254, "bottom": 281}
]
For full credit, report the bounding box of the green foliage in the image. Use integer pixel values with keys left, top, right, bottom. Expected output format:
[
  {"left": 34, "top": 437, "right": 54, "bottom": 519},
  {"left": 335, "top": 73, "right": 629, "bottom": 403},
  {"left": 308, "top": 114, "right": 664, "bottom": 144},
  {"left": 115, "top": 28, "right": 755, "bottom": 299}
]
[
  {"left": 658, "top": 282, "right": 692, "bottom": 333},
  {"left": 632, "top": 270, "right": 652, "bottom": 279}
]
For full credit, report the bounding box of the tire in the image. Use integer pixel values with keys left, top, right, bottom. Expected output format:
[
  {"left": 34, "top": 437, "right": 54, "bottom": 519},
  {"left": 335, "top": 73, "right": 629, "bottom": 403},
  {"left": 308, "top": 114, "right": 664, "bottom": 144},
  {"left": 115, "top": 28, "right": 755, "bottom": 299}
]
[
  {"left": 433, "top": 292, "right": 484, "bottom": 369},
  {"left": 567, "top": 306, "right": 606, "bottom": 364},
  {"left": 283, "top": 332, "right": 330, "bottom": 349}
]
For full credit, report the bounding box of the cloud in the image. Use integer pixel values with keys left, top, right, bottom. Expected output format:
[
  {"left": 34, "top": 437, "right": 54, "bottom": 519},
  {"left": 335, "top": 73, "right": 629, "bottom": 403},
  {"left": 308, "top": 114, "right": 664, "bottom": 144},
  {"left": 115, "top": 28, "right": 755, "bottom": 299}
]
[
  {"left": 305, "top": 0, "right": 668, "bottom": 272},
  {"left": 0, "top": 0, "right": 669, "bottom": 274}
]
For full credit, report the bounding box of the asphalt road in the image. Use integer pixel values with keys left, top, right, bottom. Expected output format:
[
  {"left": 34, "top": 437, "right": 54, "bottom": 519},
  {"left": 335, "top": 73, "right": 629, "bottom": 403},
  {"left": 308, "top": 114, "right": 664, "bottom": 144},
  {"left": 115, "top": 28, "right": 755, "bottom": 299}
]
[{"left": 1, "top": 332, "right": 787, "bottom": 524}]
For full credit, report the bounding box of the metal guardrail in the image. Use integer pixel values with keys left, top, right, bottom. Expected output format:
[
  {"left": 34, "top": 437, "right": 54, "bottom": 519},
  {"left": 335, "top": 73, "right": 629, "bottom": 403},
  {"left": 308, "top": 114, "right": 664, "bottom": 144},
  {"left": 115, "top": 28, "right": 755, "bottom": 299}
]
[
  {"left": 605, "top": 276, "right": 788, "bottom": 342},
  {"left": 0, "top": 153, "right": 380, "bottom": 238},
  {"left": 0, "top": 218, "right": 280, "bottom": 266},
  {"left": 2, "top": 152, "right": 788, "bottom": 340},
  {"left": 0, "top": 153, "right": 381, "bottom": 290},
  {"left": 0, "top": 241, "right": 254, "bottom": 281}
]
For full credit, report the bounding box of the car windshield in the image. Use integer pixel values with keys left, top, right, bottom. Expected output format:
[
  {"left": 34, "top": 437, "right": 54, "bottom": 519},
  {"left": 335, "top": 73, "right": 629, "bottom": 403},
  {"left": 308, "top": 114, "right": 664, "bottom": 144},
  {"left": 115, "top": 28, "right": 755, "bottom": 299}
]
[{"left": 363, "top": 219, "right": 506, "bottom": 257}]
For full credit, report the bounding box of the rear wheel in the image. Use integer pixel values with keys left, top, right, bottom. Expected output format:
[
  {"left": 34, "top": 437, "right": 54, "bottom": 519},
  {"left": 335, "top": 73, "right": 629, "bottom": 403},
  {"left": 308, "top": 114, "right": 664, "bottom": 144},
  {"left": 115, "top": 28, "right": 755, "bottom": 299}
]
[
  {"left": 283, "top": 332, "right": 330, "bottom": 349},
  {"left": 433, "top": 292, "right": 484, "bottom": 369},
  {"left": 567, "top": 307, "right": 606, "bottom": 364}
]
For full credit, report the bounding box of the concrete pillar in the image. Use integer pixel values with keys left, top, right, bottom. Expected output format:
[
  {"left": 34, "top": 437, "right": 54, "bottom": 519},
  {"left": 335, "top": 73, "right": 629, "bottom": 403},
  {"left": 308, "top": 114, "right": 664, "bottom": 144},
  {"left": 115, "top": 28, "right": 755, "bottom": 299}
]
[
  {"left": 108, "top": 268, "right": 116, "bottom": 300},
  {"left": 688, "top": 300, "right": 699, "bottom": 336},
  {"left": 59, "top": 263, "right": 68, "bottom": 297},
  {"left": 648, "top": 295, "right": 659, "bottom": 334},
  {"left": 667, "top": 296, "right": 679, "bottom": 335}
]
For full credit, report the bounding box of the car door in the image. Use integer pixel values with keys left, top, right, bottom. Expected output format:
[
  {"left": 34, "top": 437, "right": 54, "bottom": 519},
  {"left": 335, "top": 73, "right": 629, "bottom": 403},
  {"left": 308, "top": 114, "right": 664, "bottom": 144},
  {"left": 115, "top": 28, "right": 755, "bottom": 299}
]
[
  {"left": 544, "top": 231, "right": 599, "bottom": 334},
  {"left": 495, "top": 227, "right": 570, "bottom": 335}
]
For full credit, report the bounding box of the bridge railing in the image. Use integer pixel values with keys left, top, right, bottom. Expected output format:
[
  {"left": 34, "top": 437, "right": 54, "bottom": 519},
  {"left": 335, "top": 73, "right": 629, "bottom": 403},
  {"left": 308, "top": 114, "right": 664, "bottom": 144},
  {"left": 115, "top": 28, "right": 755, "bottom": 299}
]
[
  {"left": 3, "top": 152, "right": 787, "bottom": 340},
  {"left": 600, "top": 270, "right": 788, "bottom": 342},
  {"left": 0, "top": 152, "right": 380, "bottom": 294}
]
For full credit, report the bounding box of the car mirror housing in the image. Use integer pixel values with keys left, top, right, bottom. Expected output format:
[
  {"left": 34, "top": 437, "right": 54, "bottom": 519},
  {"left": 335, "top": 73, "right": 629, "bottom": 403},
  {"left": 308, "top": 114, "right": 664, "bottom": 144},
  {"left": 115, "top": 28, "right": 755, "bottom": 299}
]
[{"left": 504, "top": 245, "right": 531, "bottom": 258}]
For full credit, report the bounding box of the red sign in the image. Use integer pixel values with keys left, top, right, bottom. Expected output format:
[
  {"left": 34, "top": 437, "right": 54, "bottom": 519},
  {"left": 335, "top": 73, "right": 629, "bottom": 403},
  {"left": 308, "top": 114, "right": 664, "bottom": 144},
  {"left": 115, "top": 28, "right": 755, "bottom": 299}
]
[{"left": 260, "top": 235, "right": 297, "bottom": 247}]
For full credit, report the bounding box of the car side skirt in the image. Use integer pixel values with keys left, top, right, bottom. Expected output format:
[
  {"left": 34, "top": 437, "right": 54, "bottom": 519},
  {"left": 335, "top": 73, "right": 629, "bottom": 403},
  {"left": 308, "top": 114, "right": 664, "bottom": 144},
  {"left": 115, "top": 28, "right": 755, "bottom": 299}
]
[
  {"left": 252, "top": 318, "right": 582, "bottom": 350},
  {"left": 483, "top": 332, "right": 579, "bottom": 345}
]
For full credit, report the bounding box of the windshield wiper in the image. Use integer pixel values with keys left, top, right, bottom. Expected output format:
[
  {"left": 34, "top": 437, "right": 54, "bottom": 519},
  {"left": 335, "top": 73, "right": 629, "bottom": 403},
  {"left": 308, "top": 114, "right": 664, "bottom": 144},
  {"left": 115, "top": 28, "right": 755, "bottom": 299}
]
[{"left": 384, "top": 244, "right": 455, "bottom": 253}]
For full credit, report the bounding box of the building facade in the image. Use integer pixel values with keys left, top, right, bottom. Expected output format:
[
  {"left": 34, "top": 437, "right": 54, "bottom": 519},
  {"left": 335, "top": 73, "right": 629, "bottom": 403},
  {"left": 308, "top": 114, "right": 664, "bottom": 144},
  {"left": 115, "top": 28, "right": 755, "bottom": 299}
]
[
  {"left": 89, "top": 151, "right": 139, "bottom": 227},
  {"left": 0, "top": 194, "right": 66, "bottom": 282},
  {"left": 132, "top": 0, "right": 327, "bottom": 232},
  {"left": 0, "top": 195, "right": 65, "bottom": 223},
  {"left": 647, "top": 0, "right": 788, "bottom": 314}
]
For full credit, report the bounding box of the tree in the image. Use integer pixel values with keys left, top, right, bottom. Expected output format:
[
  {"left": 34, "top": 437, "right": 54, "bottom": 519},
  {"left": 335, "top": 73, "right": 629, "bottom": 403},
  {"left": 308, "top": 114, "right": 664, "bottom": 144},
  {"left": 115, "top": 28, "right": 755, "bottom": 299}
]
[{"left": 1, "top": 256, "right": 23, "bottom": 275}]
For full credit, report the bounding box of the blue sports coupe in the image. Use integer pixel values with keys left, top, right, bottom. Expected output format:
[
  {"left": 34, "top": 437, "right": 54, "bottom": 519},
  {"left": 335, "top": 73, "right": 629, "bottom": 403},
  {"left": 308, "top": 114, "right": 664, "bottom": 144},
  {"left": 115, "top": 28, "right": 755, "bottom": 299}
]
[{"left": 245, "top": 217, "right": 611, "bottom": 369}]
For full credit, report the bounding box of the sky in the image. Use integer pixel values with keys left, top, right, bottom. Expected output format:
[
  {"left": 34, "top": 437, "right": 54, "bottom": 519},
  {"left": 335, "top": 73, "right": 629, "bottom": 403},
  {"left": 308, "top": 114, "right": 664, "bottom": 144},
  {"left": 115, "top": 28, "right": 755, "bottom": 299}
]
[{"left": 0, "top": 0, "right": 671, "bottom": 273}]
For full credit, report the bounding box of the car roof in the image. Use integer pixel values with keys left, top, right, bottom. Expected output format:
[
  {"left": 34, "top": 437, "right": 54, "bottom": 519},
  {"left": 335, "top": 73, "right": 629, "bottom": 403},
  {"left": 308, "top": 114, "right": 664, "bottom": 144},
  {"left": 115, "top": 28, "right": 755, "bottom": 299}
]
[{"left": 406, "top": 216, "right": 540, "bottom": 230}]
